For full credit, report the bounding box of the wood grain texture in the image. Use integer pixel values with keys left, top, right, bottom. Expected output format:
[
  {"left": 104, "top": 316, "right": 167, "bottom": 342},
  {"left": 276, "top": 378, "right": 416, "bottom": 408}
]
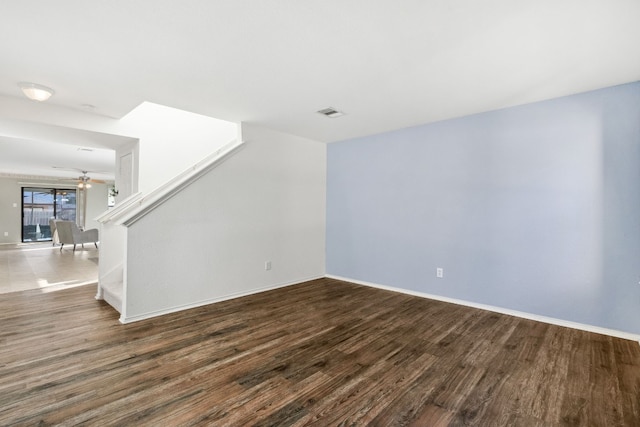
[{"left": 1, "top": 278, "right": 639, "bottom": 426}]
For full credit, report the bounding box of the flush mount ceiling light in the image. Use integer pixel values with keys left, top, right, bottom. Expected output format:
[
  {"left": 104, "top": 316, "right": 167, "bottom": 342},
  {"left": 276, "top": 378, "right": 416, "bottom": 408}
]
[
  {"left": 317, "top": 107, "right": 345, "bottom": 118},
  {"left": 17, "top": 82, "right": 55, "bottom": 102}
]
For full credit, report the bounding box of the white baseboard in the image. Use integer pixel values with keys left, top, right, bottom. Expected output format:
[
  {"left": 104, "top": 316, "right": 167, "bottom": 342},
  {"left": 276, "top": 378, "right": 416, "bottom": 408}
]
[
  {"left": 119, "top": 275, "right": 325, "bottom": 324},
  {"left": 325, "top": 274, "right": 640, "bottom": 343}
]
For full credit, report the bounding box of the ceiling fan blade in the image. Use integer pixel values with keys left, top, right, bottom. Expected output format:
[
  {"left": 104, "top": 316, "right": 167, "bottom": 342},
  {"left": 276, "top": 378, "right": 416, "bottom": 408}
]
[{"left": 52, "top": 166, "right": 82, "bottom": 172}]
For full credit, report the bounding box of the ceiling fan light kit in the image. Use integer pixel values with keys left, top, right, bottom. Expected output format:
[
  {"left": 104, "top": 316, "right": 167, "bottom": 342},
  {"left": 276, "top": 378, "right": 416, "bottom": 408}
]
[
  {"left": 77, "top": 170, "right": 99, "bottom": 189},
  {"left": 51, "top": 167, "right": 107, "bottom": 186},
  {"left": 17, "top": 82, "right": 55, "bottom": 102}
]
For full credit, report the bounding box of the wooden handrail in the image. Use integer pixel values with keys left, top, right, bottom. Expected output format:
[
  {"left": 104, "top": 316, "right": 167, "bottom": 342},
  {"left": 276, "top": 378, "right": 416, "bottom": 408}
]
[
  {"left": 95, "top": 192, "right": 143, "bottom": 224},
  {"left": 109, "top": 139, "right": 245, "bottom": 227}
]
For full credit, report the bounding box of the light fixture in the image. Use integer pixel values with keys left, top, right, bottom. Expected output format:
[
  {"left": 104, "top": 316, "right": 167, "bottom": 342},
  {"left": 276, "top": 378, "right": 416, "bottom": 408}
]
[{"left": 17, "top": 82, "right": 55, "bottom": 102}]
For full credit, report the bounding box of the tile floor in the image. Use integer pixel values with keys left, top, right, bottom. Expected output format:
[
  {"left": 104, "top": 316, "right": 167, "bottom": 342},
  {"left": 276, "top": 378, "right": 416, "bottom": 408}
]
[{"left": 0, "top": 242, "right": 98, "bottom": 294}]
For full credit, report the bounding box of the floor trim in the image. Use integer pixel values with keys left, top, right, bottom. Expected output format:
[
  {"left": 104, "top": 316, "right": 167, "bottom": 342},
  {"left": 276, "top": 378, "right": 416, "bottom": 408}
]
[
  {"left": 326, "top": 274, "right": 640, "bottom": 343},
  {"left": 119, "top": 275, "right": 325, "bottom": 324}
]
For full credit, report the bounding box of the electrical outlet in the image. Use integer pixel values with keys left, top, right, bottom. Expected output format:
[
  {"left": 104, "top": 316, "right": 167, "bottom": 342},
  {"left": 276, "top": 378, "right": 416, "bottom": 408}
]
[
  {"left": 265, "top": 261, "right": 272, "bottom": 271},
  {"left": 436, "top": 268, "right": 444, "bottom": 278},
  {"left": 3, "top": 232, "right": 7, "bottom": 237}
]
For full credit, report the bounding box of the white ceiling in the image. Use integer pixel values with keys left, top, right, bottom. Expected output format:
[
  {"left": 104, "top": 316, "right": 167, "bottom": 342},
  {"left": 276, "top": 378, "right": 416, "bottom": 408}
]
[{"left": 1, "top": 0, "right": 639, "bottom": 178}]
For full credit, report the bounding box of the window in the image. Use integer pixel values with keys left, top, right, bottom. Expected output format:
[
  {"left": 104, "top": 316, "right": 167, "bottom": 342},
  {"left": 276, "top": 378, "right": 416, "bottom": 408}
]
[{"left": 22, "top": 187, "right": 76, "bottom": 242}]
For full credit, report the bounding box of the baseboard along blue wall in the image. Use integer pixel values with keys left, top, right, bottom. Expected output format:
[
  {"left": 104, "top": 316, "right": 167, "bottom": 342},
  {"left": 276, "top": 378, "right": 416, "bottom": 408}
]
[{"left": 327, "top": 81, "right": 640, "bottom": 335}]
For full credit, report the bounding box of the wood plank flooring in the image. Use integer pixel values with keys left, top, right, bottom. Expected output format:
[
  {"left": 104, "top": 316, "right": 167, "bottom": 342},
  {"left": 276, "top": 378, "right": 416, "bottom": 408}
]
[{"left": 1, "top": 277, "right": 639, "bottom": 426}]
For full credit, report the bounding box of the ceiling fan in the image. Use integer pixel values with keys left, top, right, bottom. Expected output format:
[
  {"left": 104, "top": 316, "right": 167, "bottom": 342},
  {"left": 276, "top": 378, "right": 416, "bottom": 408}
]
[
  {"left": 76, "top": 171, "right": 105, "bottom": 188},
  {"left": 52, "top": 167, "right": 107, "bottom": 188}
]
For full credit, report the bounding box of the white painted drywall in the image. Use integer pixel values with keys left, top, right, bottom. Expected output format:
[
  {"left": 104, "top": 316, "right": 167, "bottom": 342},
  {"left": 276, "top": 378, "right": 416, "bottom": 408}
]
[
  {"left": 117, "top": 102, "right": 238, "bottom": 194},
  {"left": 123, "top": 123, "right": 326, "bottom": 320},
  {"left": 0, "top": 177, "right": 22, "bottom": 244},
  {"left": 85, "top": 183, "right": 108, "bottom": 232}
]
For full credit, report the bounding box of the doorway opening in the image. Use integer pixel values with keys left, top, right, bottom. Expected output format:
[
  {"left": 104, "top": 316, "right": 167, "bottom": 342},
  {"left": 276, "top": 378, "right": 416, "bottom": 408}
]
[{"left": 22, "top": 187, "right": 76, "bottom": 242}]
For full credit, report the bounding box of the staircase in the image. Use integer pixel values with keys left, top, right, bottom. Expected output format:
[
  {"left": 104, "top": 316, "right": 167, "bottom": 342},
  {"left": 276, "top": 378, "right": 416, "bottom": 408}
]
[{"left": 95, "top": 139, "right": 245, "bottom": 321}]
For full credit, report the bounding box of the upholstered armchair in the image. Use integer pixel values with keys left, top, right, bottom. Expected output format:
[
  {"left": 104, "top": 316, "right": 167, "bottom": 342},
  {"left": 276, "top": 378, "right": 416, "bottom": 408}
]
[
  {"left": 55, "top": 220, "right": 99, "bottom": 251},
  {"left": 49, "top": 218, "right": 59, "bottom": 246}
]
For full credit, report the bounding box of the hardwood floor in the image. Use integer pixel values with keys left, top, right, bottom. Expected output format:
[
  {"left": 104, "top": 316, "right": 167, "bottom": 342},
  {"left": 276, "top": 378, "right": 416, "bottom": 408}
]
[{"left": 1, "top": 278, "right": 639, "bottom": 426}]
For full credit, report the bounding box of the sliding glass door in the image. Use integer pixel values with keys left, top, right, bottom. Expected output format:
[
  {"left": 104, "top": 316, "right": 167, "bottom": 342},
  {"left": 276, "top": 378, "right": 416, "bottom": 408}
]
[{"left": 22, "top": 188, "right": 76, "bottom": 242}]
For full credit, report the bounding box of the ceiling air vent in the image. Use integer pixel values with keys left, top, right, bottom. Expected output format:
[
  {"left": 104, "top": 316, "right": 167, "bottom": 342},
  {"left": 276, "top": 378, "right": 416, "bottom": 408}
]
[{"left": 317, "top": 107, "right": 345, "bottom": 118}]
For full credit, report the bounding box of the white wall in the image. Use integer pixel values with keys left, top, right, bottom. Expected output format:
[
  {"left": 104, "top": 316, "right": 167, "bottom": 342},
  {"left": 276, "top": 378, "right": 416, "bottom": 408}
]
[
  {"left": 123, "top": 123, "right": 326, "bottom": 321},
  {"left": 117, "top": 102, "right": 238, "bottom": 194},
  {"left": 0, "top": 177, "right": 22, "bottom": 244},
  {"left": 85, "top": 183, "right": 108, "bottom": 231}
]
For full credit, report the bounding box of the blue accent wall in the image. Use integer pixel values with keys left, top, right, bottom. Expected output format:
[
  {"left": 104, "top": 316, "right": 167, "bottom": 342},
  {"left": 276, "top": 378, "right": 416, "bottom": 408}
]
[{"left": 327, "top": 82, "right": 640, "bottom": 334}]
